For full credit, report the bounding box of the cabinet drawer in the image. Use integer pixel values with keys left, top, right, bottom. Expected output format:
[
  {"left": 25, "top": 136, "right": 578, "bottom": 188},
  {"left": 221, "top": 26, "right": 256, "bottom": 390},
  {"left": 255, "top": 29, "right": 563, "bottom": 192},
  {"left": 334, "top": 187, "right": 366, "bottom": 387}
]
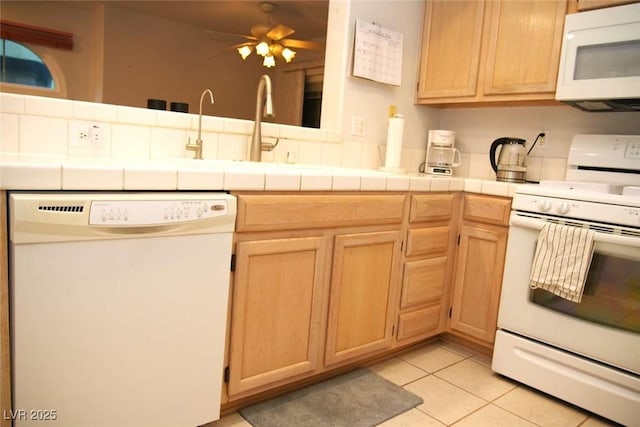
[
  {"left": 462, "top": 194, "right": 511, "bottom": 226},
  {"left": 406, "top": 226, "right": 450, "bottom": 257},
  {"left": 409, "top": 194, "right": 454, "bottom": 223},
  {"left": 397, "top": 305, "right": 441, "bottom": 341},
  {"left": 401, "top": 257, "right": 446, "bottom": 309},
  {"left": 236, "top": 194, "right": 405, "bottom": 232}
]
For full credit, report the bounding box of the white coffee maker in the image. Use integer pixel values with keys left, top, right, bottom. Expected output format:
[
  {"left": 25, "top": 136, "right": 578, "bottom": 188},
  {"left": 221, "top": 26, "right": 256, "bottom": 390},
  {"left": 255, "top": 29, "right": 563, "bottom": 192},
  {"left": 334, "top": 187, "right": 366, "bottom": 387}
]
[{"left": 425, "top": 130, "right": 461, "bottom": 176}]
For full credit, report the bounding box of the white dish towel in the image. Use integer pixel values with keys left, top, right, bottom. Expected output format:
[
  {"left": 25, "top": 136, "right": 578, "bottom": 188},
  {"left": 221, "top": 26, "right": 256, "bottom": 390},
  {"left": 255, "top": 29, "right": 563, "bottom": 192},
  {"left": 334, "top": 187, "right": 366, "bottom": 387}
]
[{"left": 529, "top": 222, "right": 595, "bottom": 303}]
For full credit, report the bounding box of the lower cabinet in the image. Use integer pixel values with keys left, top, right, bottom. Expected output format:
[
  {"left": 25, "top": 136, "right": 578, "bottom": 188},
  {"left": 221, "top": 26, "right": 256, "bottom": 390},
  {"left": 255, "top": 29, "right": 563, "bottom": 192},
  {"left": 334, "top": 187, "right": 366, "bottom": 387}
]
[
  {"left": 225, "top": 191, "right": 512, "bottom": 403},
  {"left": 227, "top": 236, "right": 329, "bottom": 397},
  {"left": 448, "top": 194, "right": 511, "bottom": 346},
  {"left": 226, "top": 193, "right": 406, "bottom": 400},
  {"left": 397, "top": 257, "right": 447, "bottom": 340},
  {"left": 395, "top": 193, "right": 460, "bottom": 345},
  {"left": 324, "top": 231, "right": 402, "bottom": 366}
]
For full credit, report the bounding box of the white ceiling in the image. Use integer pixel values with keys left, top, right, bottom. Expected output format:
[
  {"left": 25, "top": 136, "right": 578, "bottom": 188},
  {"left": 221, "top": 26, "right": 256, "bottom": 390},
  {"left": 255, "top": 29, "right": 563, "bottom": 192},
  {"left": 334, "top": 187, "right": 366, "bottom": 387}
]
[{"left": 105, "top": 0, "right": 329, "bottom": 43}]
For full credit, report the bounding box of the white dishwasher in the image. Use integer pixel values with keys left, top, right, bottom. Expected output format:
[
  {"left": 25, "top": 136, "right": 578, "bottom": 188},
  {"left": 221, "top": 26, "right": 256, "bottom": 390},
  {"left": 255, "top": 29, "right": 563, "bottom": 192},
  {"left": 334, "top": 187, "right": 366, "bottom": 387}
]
[{"left": 8, "top": 192, "right": 236, "bottom": 427}]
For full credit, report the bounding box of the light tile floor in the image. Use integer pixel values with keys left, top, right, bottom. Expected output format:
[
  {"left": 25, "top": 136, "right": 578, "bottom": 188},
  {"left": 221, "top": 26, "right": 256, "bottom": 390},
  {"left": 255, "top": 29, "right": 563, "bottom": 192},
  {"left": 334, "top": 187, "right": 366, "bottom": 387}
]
[{"left": 210, "top": 340, "right": 621, "bottom": 427}]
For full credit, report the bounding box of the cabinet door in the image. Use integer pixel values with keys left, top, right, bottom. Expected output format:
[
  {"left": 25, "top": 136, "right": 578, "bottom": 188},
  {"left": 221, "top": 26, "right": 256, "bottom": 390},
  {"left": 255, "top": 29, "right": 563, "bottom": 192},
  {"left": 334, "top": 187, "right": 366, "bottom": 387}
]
[
  {"left": 417, "top": 0, "right": 485, "bottom": 99},
  {"left": 325, "top": 231, "right": 402, "bottom": 366},
  {"left": 450, "top": 224, "right": 508, "bottom": 343},
  {"left": 483, "top": 0, "right": 567, "bottom": 95},
  {"left": 228, "top": 236, "right": 328, "bottom": 397}
]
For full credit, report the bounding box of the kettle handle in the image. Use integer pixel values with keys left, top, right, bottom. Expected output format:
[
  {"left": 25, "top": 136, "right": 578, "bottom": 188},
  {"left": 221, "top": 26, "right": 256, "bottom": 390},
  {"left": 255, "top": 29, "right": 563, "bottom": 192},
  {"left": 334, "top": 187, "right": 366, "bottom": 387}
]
[{"left": 489, "top": 137, "right": 510, "bottom": 173}]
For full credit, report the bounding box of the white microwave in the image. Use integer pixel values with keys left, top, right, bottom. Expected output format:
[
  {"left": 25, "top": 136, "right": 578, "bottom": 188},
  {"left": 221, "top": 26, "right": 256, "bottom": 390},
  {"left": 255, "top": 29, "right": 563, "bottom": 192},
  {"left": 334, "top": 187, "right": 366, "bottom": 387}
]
[{"left": 555, "top": 3, "right": 640, "bottom": 112}]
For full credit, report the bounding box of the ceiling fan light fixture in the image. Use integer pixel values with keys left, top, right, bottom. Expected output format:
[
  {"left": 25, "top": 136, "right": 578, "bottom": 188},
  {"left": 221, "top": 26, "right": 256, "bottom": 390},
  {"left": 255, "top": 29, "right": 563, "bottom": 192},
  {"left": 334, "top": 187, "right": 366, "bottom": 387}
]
[
  {"left": 237, "top": 45, "right": 252, "bottom": 60},
  {"left": 263, "top": 54, "right": 276, "bottom": 68},
  {"left": 282, "top": 47, "right": 296, "bottom": 63},
  {"left": 256, "top": 41, "right": 270, "bottom": 57}
]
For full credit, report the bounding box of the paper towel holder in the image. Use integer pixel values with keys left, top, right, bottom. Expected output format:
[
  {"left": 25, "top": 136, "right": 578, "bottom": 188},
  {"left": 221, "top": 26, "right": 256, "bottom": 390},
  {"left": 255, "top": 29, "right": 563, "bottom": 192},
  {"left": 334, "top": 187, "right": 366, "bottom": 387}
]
[{"left": 380, "top": 114, "right": 406, "bottom": 174}]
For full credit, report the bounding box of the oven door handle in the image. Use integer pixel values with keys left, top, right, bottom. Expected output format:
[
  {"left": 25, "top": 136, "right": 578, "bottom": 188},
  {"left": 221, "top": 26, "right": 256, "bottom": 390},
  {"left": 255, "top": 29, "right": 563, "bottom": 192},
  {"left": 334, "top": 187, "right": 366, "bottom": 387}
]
[{"left": 510, "top": 213, "right": 640, "bottom": 247}]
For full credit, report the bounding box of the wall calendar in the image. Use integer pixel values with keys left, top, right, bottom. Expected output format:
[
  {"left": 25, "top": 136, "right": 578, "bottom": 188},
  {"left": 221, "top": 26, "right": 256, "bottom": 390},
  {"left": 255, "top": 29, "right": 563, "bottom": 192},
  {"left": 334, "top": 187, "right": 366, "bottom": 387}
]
[{"left": 352, "top": 20, "right": 403, "bottom": 86}]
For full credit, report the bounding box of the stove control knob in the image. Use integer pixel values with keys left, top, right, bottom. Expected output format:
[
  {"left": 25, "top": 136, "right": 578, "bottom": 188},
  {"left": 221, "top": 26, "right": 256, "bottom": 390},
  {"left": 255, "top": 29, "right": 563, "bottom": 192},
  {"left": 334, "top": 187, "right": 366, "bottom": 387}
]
[
  {"left": 556, "top": 201, "right": 571, "bottom": 215},
  {"left": 538, "top": 199, "right": 552, "bottom": 212}
]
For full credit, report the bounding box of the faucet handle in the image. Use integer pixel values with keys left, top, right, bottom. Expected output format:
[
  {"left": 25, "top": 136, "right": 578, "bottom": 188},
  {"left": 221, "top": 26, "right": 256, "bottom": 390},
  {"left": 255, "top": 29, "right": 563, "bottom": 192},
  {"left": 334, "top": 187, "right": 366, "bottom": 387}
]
[{"left": 185, "top": 136, "right": 204, "bottom": 159}]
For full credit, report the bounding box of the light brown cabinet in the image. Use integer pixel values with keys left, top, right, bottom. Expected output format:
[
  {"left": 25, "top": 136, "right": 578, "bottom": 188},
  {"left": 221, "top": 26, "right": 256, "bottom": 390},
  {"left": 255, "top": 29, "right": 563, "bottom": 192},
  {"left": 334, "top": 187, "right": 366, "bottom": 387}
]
[
  {"left": 227, "top": 193, "right": 406, "bottom": 399},
  {"left": 325, "top": 230, "right": 402, "bottom": 366},
  {"left": 395, "top": 194, "right": 460, "bottom": 345},
  {"left": 417, "top": 0, "right": 568, "bottom": 106},
  {"left": 227, "top": 236, "right": 329, "bottom": 397},
  {"left": 577, "top": 0, "right": 638, "bottom": 10},
  {"left": 448, "top": 194, "right": 511, "bottom": 346}
]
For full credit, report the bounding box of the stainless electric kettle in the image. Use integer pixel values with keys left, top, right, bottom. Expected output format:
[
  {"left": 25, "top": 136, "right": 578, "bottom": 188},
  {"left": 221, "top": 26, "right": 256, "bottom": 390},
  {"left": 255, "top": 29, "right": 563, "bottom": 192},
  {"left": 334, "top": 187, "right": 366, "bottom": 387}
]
[{"left": 489, "top": 137, "right": 527, "bottom": 183}]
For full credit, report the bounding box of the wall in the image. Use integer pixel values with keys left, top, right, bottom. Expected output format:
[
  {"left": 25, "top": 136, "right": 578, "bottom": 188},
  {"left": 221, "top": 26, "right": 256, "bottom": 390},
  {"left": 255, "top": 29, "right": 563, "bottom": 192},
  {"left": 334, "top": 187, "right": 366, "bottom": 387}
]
[
  {"left": 4, "top": 0, "right": 640, "bottom": 178},
  {"left": 101, "top": 5, "right": 263, "bottom": 117},
  {"left": 0, "top": 93, "right": 349, "bottom": 167},
  {"left": 1, "top": 1, "right": 94, "bottom": 102},
  {"left": 440, "top": 105, "right": 640, "bottom": 182},
  {"left": 322, "top": 0, "right": 441, "bottom": 172},
  {"left": 319, "top": 0, "right": 640, "bottom": 178},
  {"left": 1, "top": 1, "right": 319, "bottom": 125}
]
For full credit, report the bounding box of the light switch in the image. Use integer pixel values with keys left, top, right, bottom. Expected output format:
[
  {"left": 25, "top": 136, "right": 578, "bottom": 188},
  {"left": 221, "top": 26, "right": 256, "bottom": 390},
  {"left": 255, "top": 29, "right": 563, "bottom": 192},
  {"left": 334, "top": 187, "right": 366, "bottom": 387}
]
[{"left": 350, "top": 116, "right": 366, "bottom": 136}]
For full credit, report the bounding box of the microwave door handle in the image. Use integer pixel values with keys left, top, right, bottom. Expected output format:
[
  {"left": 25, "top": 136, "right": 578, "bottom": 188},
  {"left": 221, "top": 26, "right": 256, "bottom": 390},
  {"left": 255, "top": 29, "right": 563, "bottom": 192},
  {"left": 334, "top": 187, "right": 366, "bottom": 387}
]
[{"left": 510, "top": 214, "right": 640, "bottom": 248}]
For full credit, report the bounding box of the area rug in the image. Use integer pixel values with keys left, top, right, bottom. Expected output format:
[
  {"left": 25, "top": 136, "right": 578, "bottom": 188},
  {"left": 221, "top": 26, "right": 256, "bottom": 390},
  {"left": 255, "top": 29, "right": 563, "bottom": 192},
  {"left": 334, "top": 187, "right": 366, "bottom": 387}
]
[{"left": 239, "top": 368, "right": 423, "bottom": 427}]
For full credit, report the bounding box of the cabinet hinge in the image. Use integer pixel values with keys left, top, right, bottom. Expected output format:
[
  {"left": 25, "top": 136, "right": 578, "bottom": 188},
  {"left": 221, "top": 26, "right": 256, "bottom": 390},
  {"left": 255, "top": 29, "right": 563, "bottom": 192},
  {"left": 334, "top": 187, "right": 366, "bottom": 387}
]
[
  {"left": 224, "top": 366, "right": 230, "bottom": 383},
  {"left": 448, "top": 307, "right": 452, "bottom": 318},
  {"left": 230, "top": 254, "right": 236, "bottom": 272}
]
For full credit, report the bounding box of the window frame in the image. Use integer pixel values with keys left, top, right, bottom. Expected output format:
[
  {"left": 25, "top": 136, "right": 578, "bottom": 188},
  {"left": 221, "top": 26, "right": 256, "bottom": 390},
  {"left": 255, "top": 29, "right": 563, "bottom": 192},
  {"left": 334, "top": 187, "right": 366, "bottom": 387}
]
[{"left": 0, "top": 40, "right": 67, "bottom": 98}]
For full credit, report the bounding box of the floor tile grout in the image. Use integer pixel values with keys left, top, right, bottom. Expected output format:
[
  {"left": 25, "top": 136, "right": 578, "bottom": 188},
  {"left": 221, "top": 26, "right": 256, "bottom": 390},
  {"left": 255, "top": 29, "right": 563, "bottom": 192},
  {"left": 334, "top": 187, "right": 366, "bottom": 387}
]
[{"left": 214, "top": 340, "right": 620, "bottom": 427}]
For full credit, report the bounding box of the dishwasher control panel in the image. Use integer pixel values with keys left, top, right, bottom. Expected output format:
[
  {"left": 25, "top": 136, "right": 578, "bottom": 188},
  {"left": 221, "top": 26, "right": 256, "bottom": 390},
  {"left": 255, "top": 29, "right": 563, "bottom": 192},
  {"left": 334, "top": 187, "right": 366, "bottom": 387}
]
[{"left": 89, "top": 199, "right": 229, "bottom": 225}]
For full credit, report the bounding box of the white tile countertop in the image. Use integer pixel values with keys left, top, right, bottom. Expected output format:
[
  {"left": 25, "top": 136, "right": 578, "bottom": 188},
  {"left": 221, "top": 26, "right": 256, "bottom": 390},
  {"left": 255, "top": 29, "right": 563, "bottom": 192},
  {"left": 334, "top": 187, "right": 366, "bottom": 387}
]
[{"left": 0, "top": 153, "right": 518, "bottom": 197}]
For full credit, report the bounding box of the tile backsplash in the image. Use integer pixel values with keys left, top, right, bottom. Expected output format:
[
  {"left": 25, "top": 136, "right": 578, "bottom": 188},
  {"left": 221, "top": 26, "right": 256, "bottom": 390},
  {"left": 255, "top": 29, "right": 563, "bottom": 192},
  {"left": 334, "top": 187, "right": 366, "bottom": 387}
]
[
  {"left": 1, "top": 93, "right": 570, "bottom": 180},
  {"left": 1, "top": 93, "right": 349, "bottom": 167}
]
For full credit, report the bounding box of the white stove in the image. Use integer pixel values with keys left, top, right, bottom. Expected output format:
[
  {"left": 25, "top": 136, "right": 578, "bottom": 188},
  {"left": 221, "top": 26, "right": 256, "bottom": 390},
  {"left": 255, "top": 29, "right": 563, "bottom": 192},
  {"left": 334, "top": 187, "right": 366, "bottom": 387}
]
[{"left": 492, "top": 134, "right": 640, "bottom": 426}]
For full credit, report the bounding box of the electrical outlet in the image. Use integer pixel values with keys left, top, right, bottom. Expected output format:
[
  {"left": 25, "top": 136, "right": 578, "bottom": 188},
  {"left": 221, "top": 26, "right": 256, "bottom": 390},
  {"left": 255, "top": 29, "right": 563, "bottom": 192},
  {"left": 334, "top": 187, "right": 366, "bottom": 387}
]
[
  {"left": 540, "top": 130, "right": 549, "bottom": 149},
  {"left": 70, "top": 122, "right": 104, "bottom": 146},
  {"left": 529, "top": 130, "right": 549, "bottom": 153},
  {"left": 89, "top": 125, "right": 102, "bottom": 143}
]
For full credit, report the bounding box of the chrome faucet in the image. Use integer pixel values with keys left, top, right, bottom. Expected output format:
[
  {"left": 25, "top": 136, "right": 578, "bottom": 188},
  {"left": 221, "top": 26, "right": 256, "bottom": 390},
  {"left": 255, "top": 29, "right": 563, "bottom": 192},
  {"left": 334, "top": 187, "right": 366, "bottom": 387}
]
[
  {"left": 249, "top": 75, "right": 275, "bottom": 162},
  {"left": 186, "top": 89, "right": 214, "bottom": 159}
]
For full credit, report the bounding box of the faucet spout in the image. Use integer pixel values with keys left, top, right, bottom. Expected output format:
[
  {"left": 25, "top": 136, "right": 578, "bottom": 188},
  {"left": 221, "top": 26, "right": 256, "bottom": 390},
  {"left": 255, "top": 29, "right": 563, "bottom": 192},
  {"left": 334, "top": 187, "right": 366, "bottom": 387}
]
[
  {"left": 250, "top": 75, "right": 275, "bottom": 162},
  {"left": 186, "top": 88, "right": 214, "bottom": 159}
]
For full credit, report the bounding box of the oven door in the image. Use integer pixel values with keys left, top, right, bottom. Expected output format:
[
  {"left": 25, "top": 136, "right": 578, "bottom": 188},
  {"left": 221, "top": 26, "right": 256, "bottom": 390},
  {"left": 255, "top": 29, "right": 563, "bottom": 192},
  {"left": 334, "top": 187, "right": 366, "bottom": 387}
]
[{"left": 498, "top": 212, "right": 640, "bottom": 375}]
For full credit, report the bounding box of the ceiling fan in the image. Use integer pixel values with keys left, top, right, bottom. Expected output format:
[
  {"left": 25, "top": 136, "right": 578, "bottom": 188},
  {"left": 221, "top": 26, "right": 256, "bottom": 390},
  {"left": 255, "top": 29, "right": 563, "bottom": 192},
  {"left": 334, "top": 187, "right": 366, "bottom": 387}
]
[{"left": 234, "top": 2, "right": 323, "bottom": 68}]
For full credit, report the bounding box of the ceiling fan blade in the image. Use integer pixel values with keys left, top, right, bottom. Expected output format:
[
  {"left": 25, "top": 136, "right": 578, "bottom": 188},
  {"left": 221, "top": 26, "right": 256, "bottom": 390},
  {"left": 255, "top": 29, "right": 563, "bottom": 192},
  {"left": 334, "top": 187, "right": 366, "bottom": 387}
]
[
  {"left": 267, "top": 24, "right": 295, "bottom": 41},
  {"left": 250, "top": 24, "right": 271, "bottom": 38},
  {"left": 232, "top": 41, "right": 257, "bottom": 49},
  {"left": 280, "top": 39, "right": 324, "bottom": 50},
  {"left": 206, "top": 29, "right": 257, "bottom": 42}
]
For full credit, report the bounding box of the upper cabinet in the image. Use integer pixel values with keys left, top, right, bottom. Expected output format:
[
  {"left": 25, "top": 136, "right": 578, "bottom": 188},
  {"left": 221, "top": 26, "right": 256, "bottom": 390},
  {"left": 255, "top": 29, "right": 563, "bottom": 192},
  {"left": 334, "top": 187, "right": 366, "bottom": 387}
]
[
  {"left": 417, "top": 0, "right": 568, "bottom": 106},
  {"left": 577, "top": 0, "right": 638, "bottom": 10}
]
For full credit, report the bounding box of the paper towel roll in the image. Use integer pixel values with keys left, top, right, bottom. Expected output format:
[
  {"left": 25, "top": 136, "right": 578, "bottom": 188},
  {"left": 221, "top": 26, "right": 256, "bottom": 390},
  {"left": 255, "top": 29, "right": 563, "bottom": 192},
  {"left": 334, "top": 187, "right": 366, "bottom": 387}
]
[{"left": 381, "top": 114, "right": 405, "bottom": 173}]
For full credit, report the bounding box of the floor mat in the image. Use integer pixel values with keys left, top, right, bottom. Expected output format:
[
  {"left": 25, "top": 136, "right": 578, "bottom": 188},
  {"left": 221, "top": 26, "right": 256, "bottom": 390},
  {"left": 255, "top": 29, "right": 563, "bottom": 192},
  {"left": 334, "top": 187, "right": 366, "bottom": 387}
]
[{"left": 239, "top": 368, "right": 423, "bottom": 427}]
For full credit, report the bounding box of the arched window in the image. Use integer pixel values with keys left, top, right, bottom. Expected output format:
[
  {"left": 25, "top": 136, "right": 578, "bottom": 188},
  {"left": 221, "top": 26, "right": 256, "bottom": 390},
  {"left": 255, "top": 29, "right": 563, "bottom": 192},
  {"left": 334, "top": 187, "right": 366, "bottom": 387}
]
[
  {"left": 0, "top": 38, "right": 54, "bottom": 89},
  {"left": 0, "top": 38, "right": 67, "bottom": 98}
]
